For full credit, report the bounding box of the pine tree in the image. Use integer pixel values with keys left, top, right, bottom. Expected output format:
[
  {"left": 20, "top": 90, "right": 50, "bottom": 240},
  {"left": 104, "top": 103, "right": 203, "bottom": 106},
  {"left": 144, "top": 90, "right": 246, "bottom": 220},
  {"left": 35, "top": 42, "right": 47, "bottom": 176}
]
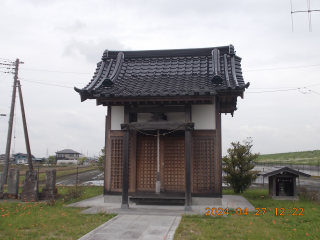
[{"left": 222, "top": 137, "right": 259, "bottom": 193}]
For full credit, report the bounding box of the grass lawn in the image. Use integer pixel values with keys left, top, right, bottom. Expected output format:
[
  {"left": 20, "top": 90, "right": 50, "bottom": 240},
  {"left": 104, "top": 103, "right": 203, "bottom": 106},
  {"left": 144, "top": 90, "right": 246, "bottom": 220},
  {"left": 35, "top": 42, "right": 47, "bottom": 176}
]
[
  {"left": 174, "top": 188, "right": 320, "bottom": 240},
  {"left": 0, "top": 186, "right": 115, "bottom": 240},
  {"left": 18, "top": 166, "right": 98, "bottom": 184},
  {"left": 256, "top": 150, "right": 320, "bottom": 165}
]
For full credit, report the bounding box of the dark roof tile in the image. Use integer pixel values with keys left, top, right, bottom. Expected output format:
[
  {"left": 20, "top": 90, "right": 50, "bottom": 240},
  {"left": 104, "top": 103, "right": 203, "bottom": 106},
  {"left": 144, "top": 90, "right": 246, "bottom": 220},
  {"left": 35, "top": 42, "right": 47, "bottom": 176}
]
[{"left": 75, "top": 45, "right": 249, "bottom": 100}]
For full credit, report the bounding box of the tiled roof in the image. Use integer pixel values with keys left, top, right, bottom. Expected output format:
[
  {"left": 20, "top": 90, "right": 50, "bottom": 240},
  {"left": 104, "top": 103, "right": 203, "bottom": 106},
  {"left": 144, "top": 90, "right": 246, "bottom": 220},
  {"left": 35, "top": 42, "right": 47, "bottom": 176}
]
[
  {"left": 257, "top": 167, "right": 311, "bottom": 178},
  {"left": 75, "top": 45, "right": 249, "bottom": 101},
  {"left": 13, "top": 152, "right": 35, "bottom": 158},
  {"left": 55, "top": 149, "right": 80, "bottom": 154}
]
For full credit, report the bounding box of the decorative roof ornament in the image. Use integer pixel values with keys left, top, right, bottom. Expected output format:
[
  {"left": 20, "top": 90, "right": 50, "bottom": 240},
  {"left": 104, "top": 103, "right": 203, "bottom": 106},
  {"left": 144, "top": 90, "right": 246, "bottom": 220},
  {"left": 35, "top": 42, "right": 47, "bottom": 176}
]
[{"left": 211, "top": 48, "right": 223, "bottom": 84}]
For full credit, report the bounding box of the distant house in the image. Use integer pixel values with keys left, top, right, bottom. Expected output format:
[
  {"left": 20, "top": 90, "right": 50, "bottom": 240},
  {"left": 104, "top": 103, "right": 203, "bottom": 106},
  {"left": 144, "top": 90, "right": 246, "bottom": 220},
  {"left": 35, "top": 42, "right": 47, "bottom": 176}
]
[
  {"left": 14, "top": 153, "right": 36, "bottom": 164},
  {"left": 0, "top": 154, "right": 5, "bottom": 164},
  {"left": 56, "top": 149, "right": 80, "bottom": 160},
  {"left": 0, "top": 154, "right": 14, "bottom": 164}
]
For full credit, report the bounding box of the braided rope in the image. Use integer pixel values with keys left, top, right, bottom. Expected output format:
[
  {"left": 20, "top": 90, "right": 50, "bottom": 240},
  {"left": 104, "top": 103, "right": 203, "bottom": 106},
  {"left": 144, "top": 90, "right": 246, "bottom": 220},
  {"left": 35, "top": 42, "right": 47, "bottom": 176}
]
[{"left": 125, "top": 121, "right": 191, "bottom": 136}]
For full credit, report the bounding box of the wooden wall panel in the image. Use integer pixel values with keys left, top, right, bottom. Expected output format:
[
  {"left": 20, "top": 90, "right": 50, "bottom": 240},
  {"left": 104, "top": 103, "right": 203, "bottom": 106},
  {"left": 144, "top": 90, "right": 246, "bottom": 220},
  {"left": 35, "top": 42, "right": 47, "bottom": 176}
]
[
  {"left": 110, "top": 138, "right": 131, "bottom": 190},
  {"left": 136, "top": 137, "right": 157, "bottom": 189},
  {"left": 164, "top": 137, "right": 185, "bottom": 191},
  {"left": 192, "top": 137, "right": 215, "bottom": 192}
]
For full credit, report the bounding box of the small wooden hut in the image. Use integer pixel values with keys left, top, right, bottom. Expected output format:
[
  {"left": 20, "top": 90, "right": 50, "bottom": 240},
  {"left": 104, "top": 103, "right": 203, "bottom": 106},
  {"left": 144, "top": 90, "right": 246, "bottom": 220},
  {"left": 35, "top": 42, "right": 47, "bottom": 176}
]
[
  {"left": 75, "top": 45, "right": 250, "bottom": 210},
  {"left": 257, "top": 167, "right": 311, "bottom": 200}
]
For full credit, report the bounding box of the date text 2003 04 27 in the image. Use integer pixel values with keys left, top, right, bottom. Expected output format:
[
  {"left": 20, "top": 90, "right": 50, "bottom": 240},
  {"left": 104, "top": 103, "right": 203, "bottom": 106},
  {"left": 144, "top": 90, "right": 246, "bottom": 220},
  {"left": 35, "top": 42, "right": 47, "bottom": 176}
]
[{"left": 205, "top": 208, "right": 304, "bottom": 216}]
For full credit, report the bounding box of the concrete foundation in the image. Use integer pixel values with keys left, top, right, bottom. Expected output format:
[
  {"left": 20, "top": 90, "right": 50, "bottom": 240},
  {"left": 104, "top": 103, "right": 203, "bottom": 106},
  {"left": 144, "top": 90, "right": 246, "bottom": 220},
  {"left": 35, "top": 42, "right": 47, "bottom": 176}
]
[
  {"left": 104, "top": 195, "right": 123, "bottom": 203},
  {"left": 191, "top": 197, "right": 222, "bottom": 205},
  {"left": 104, "top": 194, "right": 222, "bottom": 206}
]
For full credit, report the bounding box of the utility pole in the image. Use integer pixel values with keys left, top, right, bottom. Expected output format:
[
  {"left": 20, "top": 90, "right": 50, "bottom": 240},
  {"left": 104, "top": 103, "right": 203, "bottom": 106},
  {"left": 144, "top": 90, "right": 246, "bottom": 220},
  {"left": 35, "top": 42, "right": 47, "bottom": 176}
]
[
  {"left": 2, "top": 59, "right": 21, "bottom": 184},
  {"left": 17, "top": 80, "right": 33, "bottom": 171}
]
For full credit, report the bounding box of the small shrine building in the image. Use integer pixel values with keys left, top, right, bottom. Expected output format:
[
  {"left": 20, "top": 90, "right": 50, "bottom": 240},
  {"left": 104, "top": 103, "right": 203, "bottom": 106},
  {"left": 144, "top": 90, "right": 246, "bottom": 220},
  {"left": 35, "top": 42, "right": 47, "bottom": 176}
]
[
  {"left": 75, "top": 45, "right": 250, "bottom": 210},
  {"left": 257, "top": 167, "right": 311, "bottom": 200}
]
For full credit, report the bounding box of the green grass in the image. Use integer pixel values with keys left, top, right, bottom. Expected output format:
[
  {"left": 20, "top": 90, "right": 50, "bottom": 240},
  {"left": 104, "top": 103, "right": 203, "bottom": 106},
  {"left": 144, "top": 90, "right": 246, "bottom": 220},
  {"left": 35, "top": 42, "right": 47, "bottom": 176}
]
[
  {"left": 174, "top": 188, "right": 320, "bottom": 240},
  {"left": 256, "top": 150, "right": 320, "bottom": 165},
  {"left": 0, "top": 186, "right": 115, "bottom": 240}
]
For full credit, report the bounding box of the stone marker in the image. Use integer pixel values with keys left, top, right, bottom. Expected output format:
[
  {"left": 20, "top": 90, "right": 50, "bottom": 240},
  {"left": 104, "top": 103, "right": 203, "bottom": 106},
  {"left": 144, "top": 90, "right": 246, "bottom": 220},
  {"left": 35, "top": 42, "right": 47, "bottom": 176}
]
[
  {"left": 21, "top": 170, "right": 38, "bottom": 202},
  {"left": 7, "top": 168, "right": 19, "bottom": 199},
  {"left": 40, "top": 169, "right": 58, "bottom": 200}
]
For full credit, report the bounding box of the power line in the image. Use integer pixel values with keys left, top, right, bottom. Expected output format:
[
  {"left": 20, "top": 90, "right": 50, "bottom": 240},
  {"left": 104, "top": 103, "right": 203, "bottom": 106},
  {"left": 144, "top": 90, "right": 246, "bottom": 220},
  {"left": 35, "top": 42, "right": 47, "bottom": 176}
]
[
  {"left": 247, "top": 88, "right": 298, "bottom": 93},
  {"left": 247, "top": 86, "right": 320, "bottom": 95},
  {"left": 0, "top": 57, "right": 15, "bottom": 61},
  {"left": 19, "top": 79, "right": 73, "bottom": 88},
  {"left": 245, "top": 63, "right": 320, "bottom": 72},
  {"left": 14, "top": 63, "right": 320, "bottom": 74},
  {"left": 250, "top": 82, "right": 320, "bottom": 90},
  {"left": 0, "top": 74, "right": 11, "bottom": 84},
  {"left": 20, "top": 68, "right": 92, "bottom": 74},
  {"left": 20, "top": 77, "right": 85, "bottom": 84}
]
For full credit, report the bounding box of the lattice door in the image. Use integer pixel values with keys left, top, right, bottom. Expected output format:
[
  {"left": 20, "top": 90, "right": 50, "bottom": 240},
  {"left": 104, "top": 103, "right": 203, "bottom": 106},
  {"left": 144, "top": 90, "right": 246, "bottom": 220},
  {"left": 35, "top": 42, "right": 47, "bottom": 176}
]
[
  {"left": 193, "top": 138, "right": 215, "bottom": 191},
  {"left": 163, "top": 137, "right": 185, "bottom": 190},
  {"left": 136, "top": 137, "right": 157, "bottom": 189},
  {"left": 110, "top": 138, "right": 131, "bottom": 190}
]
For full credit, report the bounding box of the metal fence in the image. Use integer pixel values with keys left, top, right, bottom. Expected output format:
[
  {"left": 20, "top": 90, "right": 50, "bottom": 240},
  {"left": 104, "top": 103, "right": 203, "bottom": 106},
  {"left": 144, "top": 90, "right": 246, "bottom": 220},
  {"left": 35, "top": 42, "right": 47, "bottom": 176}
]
[{"left": 253, "top": 162, "right": 320, "bottom": 176}]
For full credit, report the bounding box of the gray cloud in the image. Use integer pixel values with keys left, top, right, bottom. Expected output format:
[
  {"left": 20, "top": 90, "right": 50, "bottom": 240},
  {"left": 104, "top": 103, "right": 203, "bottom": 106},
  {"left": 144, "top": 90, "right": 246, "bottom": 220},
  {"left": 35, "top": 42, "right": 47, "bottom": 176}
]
[
  {"left": 63, "top": 38, "right": 128, "bottom": 63},
  {"left": 55, "top": 20, "right": 86, "bottom": 32}
]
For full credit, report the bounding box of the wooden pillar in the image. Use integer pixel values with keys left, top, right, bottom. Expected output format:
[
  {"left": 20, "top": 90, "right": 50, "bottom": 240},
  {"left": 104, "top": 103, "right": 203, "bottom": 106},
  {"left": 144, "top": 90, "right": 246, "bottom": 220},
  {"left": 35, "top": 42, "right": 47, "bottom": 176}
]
[
  {"left": 104, "top": 107, "right": 111, "bottom": 194},
  {"left": 130, "top": 131, "right": 137, "bottom": 193},
  {"left": 293, "top": 177, "right": 297, "bottom": 197},
  {"left": 121, "top": 106, "right": 130, "bottom": 209},
  {"left": 214, "top": 98, "right": 222, "bottom": 196},
  {"left": 184, "top": 104, "right": 192, "bottom": 211}
]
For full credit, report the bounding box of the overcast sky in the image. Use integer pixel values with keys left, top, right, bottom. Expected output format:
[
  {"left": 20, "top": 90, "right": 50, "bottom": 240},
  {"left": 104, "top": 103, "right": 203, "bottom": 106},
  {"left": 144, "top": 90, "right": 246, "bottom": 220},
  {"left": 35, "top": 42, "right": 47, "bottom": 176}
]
[{"left": 0, "top": 0, "right": 319, "bottom": 158}]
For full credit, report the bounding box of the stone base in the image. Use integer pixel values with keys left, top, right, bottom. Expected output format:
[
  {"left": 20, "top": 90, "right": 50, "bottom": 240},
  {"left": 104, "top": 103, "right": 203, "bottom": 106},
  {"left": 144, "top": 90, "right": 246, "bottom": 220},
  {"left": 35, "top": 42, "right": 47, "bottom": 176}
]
[
  {"left": 104, "top": 195, "right": 123, "bottom": 203},
  {"left": 2, "top": 193, "right": 18, "bottom": 199},
  {"left": 156, "top": 181, "right": 160, "bottom": 194},
  {"left": 104, "top": 194, "right": 223, "bottom": 206},
  {"left": 191, "top": 197, "right": 222, "bottom": 205},
  {"left": 184, "top": 205, "right": 192, "bottom": 211},
  {"left": 121, "top": 203, "right": 129, "bottom": 209},
  {"left": 40, "top": 188, "right": 59, "bottom": 200}
]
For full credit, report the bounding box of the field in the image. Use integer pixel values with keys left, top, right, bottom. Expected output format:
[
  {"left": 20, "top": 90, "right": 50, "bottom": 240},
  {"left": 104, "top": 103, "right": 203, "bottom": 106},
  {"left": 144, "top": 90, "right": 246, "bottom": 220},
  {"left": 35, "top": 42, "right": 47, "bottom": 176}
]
[
  {"left": 0, "top": 186, "right": 115, "bottom": 240},
  {"left": 256, "top": 150, "right": 320, "bottom": 165},
  {"left": 174, "top": 188, "right": 320, "bottom": 240},
  {"left": 0, "top": 165, "right": 98, "bottom": 184}
]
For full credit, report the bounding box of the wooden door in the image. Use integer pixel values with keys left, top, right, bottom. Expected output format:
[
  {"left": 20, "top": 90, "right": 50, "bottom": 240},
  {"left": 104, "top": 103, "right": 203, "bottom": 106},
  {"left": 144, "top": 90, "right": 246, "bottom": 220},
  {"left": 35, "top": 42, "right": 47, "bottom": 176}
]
[
  {"left": 136, "top": 137, "right": 157, "bottom": 191},
  {"left": 163, "top": 137, "right": 185, "bottom": 191},
  {"left": 136, "top": 136, "right": 185, "bottom": 192}
]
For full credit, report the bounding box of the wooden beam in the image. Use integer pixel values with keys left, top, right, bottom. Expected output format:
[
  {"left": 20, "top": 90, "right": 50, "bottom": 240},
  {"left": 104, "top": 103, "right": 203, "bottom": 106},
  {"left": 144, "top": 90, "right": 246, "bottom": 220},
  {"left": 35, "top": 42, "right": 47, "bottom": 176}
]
[
  {"left": 97, "top": 96, "right": 214, "bottom": 104},
  {"left": 129, "top": 130, "right": 137, "bottom": 193},
  {"left": 104, "top": 107, "right": 111, "bottom": 194},
  {"left": 123, "top": 122, "right": 187, "bottom": 130},
  {"left": 184, "top": 104, "right": 192, "bottom": 211},
  {"left": 121, "top": 106, "right": 130, "bottom": 209},
  {"left": 214, "top": 98, "right": 222, "bottom": 197},
  {"left": 129, "top": 106, "right": 185, "bottom": 113},
  {"left": 220, "top": 104, "right": 237, "bottom": 110}
]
